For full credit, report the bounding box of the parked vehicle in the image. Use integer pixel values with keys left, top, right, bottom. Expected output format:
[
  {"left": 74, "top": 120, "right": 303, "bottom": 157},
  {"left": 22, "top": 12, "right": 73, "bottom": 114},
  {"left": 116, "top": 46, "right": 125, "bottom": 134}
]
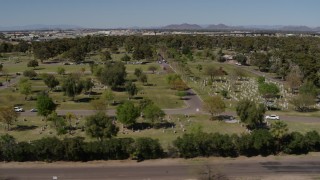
[
  {"left": 265, "top": 114, "right": 280, "bottom": 120},
  {"left": 14, "top": 107, "right": 24, "bottom": 112},
  {"left": 30, "top": 108, "right": 38, "bottom": 112}
]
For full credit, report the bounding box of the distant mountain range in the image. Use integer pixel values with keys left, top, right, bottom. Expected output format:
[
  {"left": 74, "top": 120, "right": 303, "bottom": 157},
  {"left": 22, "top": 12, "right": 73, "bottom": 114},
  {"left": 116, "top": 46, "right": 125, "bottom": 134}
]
[
  {"left": 162, "top": 23, "right": 320, "bottom": 32},
  {"left": 1, "top": 23, "right": 320, "bottom": 32},
  {"left": 0, "top": 24, "right": 82, "bottom": 31}
]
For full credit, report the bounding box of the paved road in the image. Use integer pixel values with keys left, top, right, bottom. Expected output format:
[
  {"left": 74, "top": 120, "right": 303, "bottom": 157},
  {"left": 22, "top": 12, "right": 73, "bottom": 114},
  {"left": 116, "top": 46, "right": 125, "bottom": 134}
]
[{"left": 1, "top": 158, "right": 320, "bottom": 179}]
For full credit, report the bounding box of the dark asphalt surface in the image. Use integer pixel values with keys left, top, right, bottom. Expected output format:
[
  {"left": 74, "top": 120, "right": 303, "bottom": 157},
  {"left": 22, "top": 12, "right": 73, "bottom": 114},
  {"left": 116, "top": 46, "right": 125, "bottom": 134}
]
[{"left": 1, "top": 159, "right": 320, "bottom": 179}]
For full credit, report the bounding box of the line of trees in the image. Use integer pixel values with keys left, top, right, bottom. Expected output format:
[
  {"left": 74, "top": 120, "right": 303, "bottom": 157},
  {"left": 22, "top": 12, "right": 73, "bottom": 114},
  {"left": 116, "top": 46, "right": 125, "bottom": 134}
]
[
  {"left": 174, "top": 129, "right": 320, "bottom": 158},
  {"left": 2, "top": 128, "right": 320, "bottom": 162},
  {"left": 0, "top": 135, "right": 163, "bottom": 162}
]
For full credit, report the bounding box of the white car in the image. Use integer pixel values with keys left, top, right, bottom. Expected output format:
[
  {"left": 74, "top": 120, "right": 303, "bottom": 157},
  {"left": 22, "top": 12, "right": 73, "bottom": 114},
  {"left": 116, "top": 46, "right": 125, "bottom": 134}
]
[
  {"left": 14, "top": 107, "right": 24, "bottom": 112},
  {"left": 265, "top": 114, "right": 280, "bottom": 120}
]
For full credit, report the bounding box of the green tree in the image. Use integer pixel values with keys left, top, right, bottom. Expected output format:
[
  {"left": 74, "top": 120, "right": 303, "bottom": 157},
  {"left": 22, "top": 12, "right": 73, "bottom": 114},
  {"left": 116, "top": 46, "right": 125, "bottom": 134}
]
[
  {"left": 299, "top": 81, "right": 318, "bottom": 97},
  {"left": 250, "top": 52, "right": 270, "bottom": 71},
  {"left": 125, "top": 81, "right": 138, "bottom": 99},
  {"left": 196, "top": 64, "right": 202, "bottom": 72},
  {"left": 134, "top": 68, "right": 143, "bottom": 78},
  {"left": 27, "top": 60, "right": 39, "bottom": 69},
  {"left": 236, "top": 99, "right": 266, "bottom": 129},
  {"left": 148, "top": 65, "right": 158, "bottom": 74},
  {"left": 0, "top": 106, "right": 19, "bottom": 130},
  {"left": 116, "top": 101, "right": 139, "bottom": 127},
  {"left": 36, "top": 92, "right": 56, "bottom": 122},
  {"left": 61, "top": 74, "right": 84, "bottom": 100},
  {"left": 43, "top": 74, "right": 59, "bottom": 91},
  {"left": 121, "top": 54, "right": 131, "bottom": 62},
  {"left": 142, "top": 104, "right": 165, "bottom": 125},
  {"left": 47, "top": 112, "right": 67, "bottom": 135},
  {"left": 83, "top": 78, "right": 94, "bottom": 94},
  {"left": 19, "top": 78, "right": 32, "bottom": 100},
  {"left": 290, "top": 94, "right": 316, "bottom": 112},
  {"left": 23, "top": 69, "right": 37, "bottom": 79},
  {"left": 234, "top": 54, "right": 247, "bottom": 65},
  {"left": 258, "top": 82, "right": 280, "bottom": 98},
  {"left": 98, "top": 61, "right": 126, "bottom": 89},
  {"left": 139, "top": 73, "right": 148, "bottom": 85},
  {"left": 101, "top": 51, "right": 112, "bottom": 61},
  {"left": 270, "top": 120, "right": 288, "bottom": 152},
  {"left": 131, "top": 137, "right": 163, "bottom": 161},
  {"left": 57, "top": 67, "right": 66, "bottom": 75},
  {"left": 203, "top": 95, "right": 226, "bottom": 120},
  {"left": 85, "top": 112, "right": 119, "bottom": 140},
  {"left": 65, "top": 46, "right": 86, "bottom": 63},
  {"left": 204, "top": 65, "right": 225, "bottom": 81}
]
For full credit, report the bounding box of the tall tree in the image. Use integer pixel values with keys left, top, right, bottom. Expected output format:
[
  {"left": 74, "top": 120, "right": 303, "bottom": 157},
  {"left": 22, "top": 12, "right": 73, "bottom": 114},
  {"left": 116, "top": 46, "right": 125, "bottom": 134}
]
[
  {"left": 36, "top": 92, "right": 56, "bottom": 122},
  {"left": 98, "top": 61, "right": 126, "bottom": 89},
  {"left": 270, "top": 121, "right": 288, "bottom": 152},
  {"left": 43, "top": 74, "right": 59, "bottom": 91},
  {"left": 203, "top": 95, "right": 226, "bottom": 120},
  {"left": 61, "top": 74, "right": 84, "bottom": 100},
  {"left": 0, "top": 106, "right": 19, "bottom": 130},
  {"left": 19, "top": 78, "right": 32, "bottom": 100},
  {"left": 134, "top": 68, "right": 143, "bottom": 78},
  {"left": 27, "top": 60, "right": 39, "bottom": 69},
  {"left": 100, "top": 51, "right": 112, "bottom": 61},
  {"left": 85, "top": 112, "right": 119, "bottom": 140},
  {"left": 125, "top": 81, "right": 138, "bottom": 99},
  {"left": 236, "top": 99, "right": 266, "bottom": 129},
  {"left": 57, "top": 67, "right": 66, "bottom": 75},
  {"left": 142, "top": 104, "right": 165, "bottom": 125},
  {"left": 148, "top": 65, "right": 158, "bottom": 74},
  {"left": 116, "top": 101, "right": 139, "bottom": 127}
]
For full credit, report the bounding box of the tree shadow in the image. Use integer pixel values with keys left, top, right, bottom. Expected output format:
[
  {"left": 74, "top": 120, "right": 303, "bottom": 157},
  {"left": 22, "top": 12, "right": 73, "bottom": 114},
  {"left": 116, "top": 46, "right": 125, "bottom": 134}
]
[
  {"left": 133, "top": 96, "right": 143, "bottom": 100},
  {"left": 33, "top": 67, "right": 45, "bottom": 70},
  {"left": 11, "top": 125, "right": 38, "bottom": 131},
  {"left": 75, "top": 97, "right": 94, "bottom": 103}
]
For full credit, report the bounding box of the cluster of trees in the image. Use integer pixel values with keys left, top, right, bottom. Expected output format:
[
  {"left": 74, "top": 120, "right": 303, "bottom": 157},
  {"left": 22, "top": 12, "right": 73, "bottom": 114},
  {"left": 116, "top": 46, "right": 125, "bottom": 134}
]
[
  {"left": 0, "top": 135, "right": 163, "bottom": 162},
  {"left": 174, "top": 129, "right": 320, "bottom": 158},
  {"left": 24, "top": 34, "right": 319, "bottom": 87},
  {"left": 0, "top": 41, "right": 30, "bottom": 53},
  {"left": 116, "top": 99, "right": 165, "bottom": 127}
]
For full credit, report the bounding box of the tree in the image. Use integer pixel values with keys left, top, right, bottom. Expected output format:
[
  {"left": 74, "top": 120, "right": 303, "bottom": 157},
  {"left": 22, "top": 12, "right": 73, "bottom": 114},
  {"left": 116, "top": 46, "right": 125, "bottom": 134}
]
[
  {"left": 0, "top": 64, "right": 3, "bottom": 72},
  {"left": 299, "top": 81, "right": 318, "bottom": 98},
  {"left": 57, "top": 67, "right": 66, "bottom": 75},
  {"left": 65, "top": 46, "right": 86, "bottom": 63},
  {"left": 234, "top": 54, "right": 247, "bottom": 65},
  {"left": 139, "top": 73, "right": 148, "bottom": 85},
  {"left": 83, "top": 78, "right": 94, "bottom": 94},
  {"left": 0, "top": 106, "right": 19, "bottom": 130},
  {"left": 270, "top": 120, "right": 288, "bottom": 152},
  {"left": 19, "top": 78, "right": 32, "bottom": 100},
  {"left": 100, "top": 51, "right": 112, "bottom": 61},
  {"left": 85, "top": 112, "right": 119, "bottom": 140},
  {"left": 142, "top": 104, "right": 165, "bottom": 125},
  {"left": 27, "top": 60, "right": 39, "bottom": 69},
  {"left": 125, "top": 81, "right": 138, "bottom": 99},
  {"left": 131, "top": 137, "right": 163, "bottom": 161},
  {"left": 286, "top": 65, "right": 303, "bottom": 93},
  {"left": 290, "top": 94, "right": 316, "bottom": 112},
  {"left": 121, "top": 54, "right": 131, "bottom": 62},
  {"left": 258, "top": 82, "right": 280, "bottom": 98},
  {"left": 98, "top": 61, "right": 126, "bottom": 89},
  {"left": 116, "top": 101, "right": 139, "bottom": 127},
  {"left": 236, "top": 99, "right": 266, "bottom": 129},
  {"left": 47, "top": 112, "right": 67, "bottom": 135},
  {"left": 250, "top": 52, "right": 270, "bottom": 71},
  {"left": 196, "top": 64, "right": 202, "bottom": 72},
  {"left": 43, "top": 74, "right": 59, "bottom": 91},
  {"left": 148, "top": 65, "right": 158, "bottom": 74},
  {"left": 36, "top": 92, "right": 56, "bottom": 122},
  {"left": 203, "top": 95, "right": 226, "bottom": 119},
  {"left": 134, "top": 68, "right": 143, "bottom": 78},
  {"left": 204, "top": 65, "right": 225, "bottom": 81},
  {"left": 61, "top": 74, "right": 84, "bottom": 100},
  {"left": 23, "top": 69, "right": 37, "bottom": 79}
]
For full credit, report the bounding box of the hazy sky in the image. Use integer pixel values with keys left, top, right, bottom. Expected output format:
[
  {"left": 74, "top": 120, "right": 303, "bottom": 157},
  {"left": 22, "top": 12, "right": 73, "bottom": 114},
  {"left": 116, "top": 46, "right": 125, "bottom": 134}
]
[{"left": 1, "top": 0, "right": 319, "bottom": 28}]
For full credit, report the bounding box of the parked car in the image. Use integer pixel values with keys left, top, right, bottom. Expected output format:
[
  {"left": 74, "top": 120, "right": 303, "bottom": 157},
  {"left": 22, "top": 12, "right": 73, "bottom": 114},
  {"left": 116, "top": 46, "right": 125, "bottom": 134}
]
[
  {"left": 265, "top": 114, "right": 280, "bottom": 120},
  {"left": 30, "top": 108, "right": 38, "bottom": 112},
  {"left": 14, "top": 107, "right": 24, "bottom": 112}
]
